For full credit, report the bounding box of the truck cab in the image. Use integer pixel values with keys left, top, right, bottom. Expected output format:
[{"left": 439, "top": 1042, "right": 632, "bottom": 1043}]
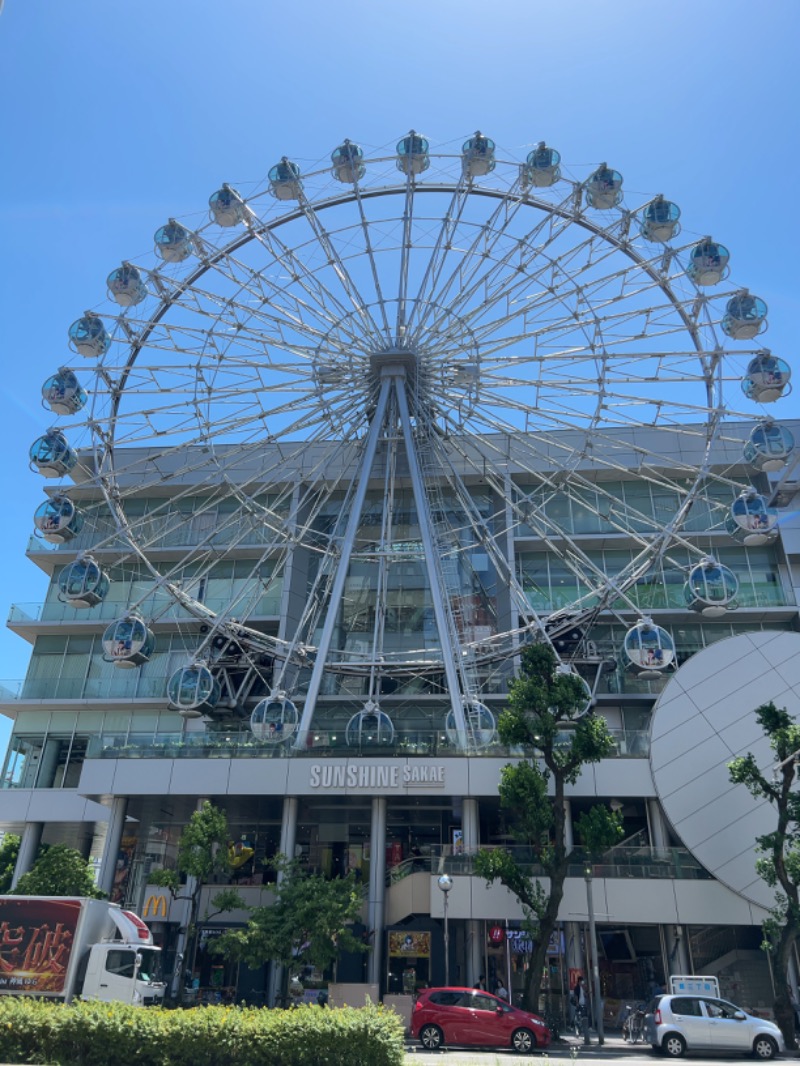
[{"left": 82, "top": 942, "right": 165, "bottom": 1005}]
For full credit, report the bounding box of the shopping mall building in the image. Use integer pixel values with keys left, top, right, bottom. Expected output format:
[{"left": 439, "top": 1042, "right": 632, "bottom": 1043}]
[
  {"left": 2, "top": 419, "right": 800, "bottom": 1015},
  {"left": 2, "top": 136, "right": 799, "bottom": 1017}
]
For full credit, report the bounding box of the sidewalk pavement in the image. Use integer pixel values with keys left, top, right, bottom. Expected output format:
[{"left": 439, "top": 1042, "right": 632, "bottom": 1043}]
[
  {"left": 405, "top": 1031, "right": 800, "bottom": 1060},
  {"left": 405, "top": 1032, "right": 651, "bottom": 1058}
]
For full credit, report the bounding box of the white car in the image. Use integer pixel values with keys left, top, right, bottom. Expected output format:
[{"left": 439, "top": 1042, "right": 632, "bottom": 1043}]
[{"left": 645, "top": 993, "right": 785, "bottom": 1059}]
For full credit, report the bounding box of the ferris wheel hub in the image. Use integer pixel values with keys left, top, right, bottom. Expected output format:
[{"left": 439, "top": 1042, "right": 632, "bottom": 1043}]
[{"left": 371, "top": 348, "right": 417, "bottom": 376}]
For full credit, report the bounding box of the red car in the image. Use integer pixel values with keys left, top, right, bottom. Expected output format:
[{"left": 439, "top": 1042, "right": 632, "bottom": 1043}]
[{"left": 411, "top": 986, "right": 551, "bottom": 1053}]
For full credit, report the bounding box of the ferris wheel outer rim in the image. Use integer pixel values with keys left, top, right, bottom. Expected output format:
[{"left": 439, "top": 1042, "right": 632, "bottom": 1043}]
[{"left": 54, "top": 148, "right": 775, "bottom": 683}]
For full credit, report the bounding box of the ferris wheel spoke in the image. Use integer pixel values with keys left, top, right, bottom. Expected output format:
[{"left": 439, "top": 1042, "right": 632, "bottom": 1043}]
[
  {"left": 436, "top": 223, "right": 604, "bottom": 337},
  {"left": 395, "top": 174, "right": 417, "bottom": 342},
  {"left": 409, "top": 178, "right": 537, "bottom": 339},
  {"left": 418, "top": 426, "right": 543, "bottom": 627},
  {"left": 451, "top": 225, "right": 682, "bottom": 355},
  {"left": 456, "top": 259, "right": 684, "bottom": 360},
  {"left": 405, "top": 177, "right": 475, "bottom": 342},
  {"left": 247, "top": 224, "right": 375, "bottom": 348},
  {"left": 420, "top": 192, "right": 589, "bottom": 341},
  {"left": 203, "top": 244, "right": 349, "bottom": 339},
  {"left": 298, "top": 197, "right": 388, "bottom": 348},
  {"left": 457, "top": 391, "right": 722, "bottom": 493},
  {"left": 428, "top": 427, "right": 647, "bottom": 618},
  {"left": 349, "top": 181, "right": 394, "bottom": 340},
  {"left": 468, "top": 282, "right": 702, "bottom": 356},
  {"left": 247, "top": 217, "right": 371, "bottom": 333},
  {"left": 169, "top": 282, "right": 358, "bottom": 361}
]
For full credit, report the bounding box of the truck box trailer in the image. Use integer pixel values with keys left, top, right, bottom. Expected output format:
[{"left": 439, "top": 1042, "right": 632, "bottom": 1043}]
[{"left": 0, "top": 896, "right": 165, "bottom": 1005}]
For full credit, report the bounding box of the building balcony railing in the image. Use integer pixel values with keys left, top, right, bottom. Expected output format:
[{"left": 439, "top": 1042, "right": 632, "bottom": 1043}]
[
  {"left": 385, "top": 845, "right": 711, "bottom": 885},
  {"left": 7, "top": 596, "right": 282, "bottom": 626},
  {"left": 81, "top": 727, "right": 649, "bottom": 762},
  {"left": 26, "top": 519, "right": 288, "bottom": 556},
  {"left": 0, "top": 675, "right": 175, "bottom": 702}
]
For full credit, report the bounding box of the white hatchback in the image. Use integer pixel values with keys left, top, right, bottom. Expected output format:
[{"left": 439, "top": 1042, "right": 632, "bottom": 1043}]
[{"left": 645, "top": 993, "right": 785, "bottom": 1059}]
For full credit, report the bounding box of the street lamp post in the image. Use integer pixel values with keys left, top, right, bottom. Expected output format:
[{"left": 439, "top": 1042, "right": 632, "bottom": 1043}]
[
  {"left": 584, "top": 864, "right": 604, "bottom": 1045},
  {"left": 438, "top": 874, "right": 453, "bottom": 986}
]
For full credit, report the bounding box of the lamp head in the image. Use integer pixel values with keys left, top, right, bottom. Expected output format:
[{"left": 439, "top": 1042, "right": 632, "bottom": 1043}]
[{"left": 437, "top": 873, "right": 453, "bottom": 894}]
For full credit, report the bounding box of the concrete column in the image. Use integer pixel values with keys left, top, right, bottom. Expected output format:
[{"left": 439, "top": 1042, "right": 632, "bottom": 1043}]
[
  {"left": 278, "top": 796, "right": 298, "bottom": 868},
  {"left": 565, "top": 920, "right": 584, "bottom": 973},
  {"left": 11, "top": 822, "right": 44, "bottom": 888},
  {"left": 97, "top": 798, "right": 128, "bottom": 897},
  {"left": 461, "top": 798, "right": 482, "bottom": 986},
  {"left": 368, "top": 797, "right": 387, "bottom": 986},
  {"left": 665, "top": 924, "right": 690, "bottom": 977},
  {"left": 267, "top": 797, "right": 299, "bottom": 1006},
  {"left": 462, "top": 798, "right": 479, "bottom": 851},
  {"left": 564, "top": 799, "right": 574, "bottom": 851},
  {"left": 36, "top": 738, "right": 62, "bottom": 788},
  {"left": 648, "top": 799, "right": 669, "bottom": 856}
]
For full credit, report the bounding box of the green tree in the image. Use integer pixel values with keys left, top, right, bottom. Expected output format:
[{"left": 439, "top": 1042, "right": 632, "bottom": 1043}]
[
  {"left": 0, "top": 835, "right": 20, "bottom": 894},
  {"left": 148, "top": 801, "right": 244, "bottom": 999},
  {"left": 12, "top": 843, "right": 102, "bottom": 898},
  {"left": 474, "top": 644, "right": 623, "bottom": 1012},
  {"left": 212, "top": 858, "right": 366, "bottom": 999},
  {"left": 729, "top": 701, "right": 800, "bottom": 1048}
]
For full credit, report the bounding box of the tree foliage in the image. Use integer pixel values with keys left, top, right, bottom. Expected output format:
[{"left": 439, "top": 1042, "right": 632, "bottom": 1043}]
[
  {"left": 0, "top": 835, "right": 20, "bottom": 894},
  {"left": 212, "top": 858, "right": 366, "bottom": 987},
  {"left": 729, "top": 701, "right": 800, "bottom": 1048},
  {"left": 148, "top": 801, "right": 244, "bottom": 999},
  {"left": 474, "top": 643, "right": 622, "bottom": 1011},
  {"left": 11, "top": 844, "right": 102, "bottom": 898}
]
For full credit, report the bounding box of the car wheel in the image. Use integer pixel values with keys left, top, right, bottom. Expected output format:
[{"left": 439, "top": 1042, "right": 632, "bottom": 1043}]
[
  {"left": 753, "top": 1036, "right": 778, "bottom": 1060},
  {"left": 662, "top": 1033, "right": 686, "bottom": 1058},
  {"left": 511, "top": 1027, "right": 536, "bottom": 1053},
  {"left": 419, "top": 1023, "right": 444, "bottom": 1050}
]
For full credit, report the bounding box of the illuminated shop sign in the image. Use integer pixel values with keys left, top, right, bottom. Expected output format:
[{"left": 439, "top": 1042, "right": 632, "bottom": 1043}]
[
  {"left": 388, "top": 931, "right": 431, "bottom": 957},
  {"left": 309, "top": 763, "right": 445, "bottom": 789}
]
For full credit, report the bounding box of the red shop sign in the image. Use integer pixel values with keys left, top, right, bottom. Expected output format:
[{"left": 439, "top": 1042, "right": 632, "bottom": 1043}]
[{"left": 488, "top": 925, "right": 505, "bottom": 945}]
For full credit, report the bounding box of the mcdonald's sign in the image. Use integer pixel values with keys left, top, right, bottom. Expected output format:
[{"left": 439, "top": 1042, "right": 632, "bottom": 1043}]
[{"left": 142, "top": 895, "right": 167, "bottom": 919}]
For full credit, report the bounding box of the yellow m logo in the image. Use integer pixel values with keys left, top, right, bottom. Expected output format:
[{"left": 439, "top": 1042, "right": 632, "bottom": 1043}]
[{"left": 143, "top": 895, "right": 167, "bottom": 919}]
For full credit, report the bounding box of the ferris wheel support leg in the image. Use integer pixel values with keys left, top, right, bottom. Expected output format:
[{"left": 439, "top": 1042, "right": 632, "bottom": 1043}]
[
  {"left": 393, "top": 374, "right": 470, "bottom": 750},
  {"left": 292, "top": 375, "right": 393, "bottom": 750}
]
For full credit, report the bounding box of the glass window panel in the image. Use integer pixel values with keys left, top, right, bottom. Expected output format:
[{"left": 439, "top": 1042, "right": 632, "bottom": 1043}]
[
  {"left": 620, "top": 482, "right": 654, "bottom": 532},
  {"left": 13, "top": 711, "right": 53, "bottom": 731},
  {"left": 570, "top": 489, "right": 603, "bottom": 534},
  {"left": 3, "top": 735, "right": 44, "bottom": 788},
  {"left": 544, "top": 493, "right": 572, "bottom": 535}
]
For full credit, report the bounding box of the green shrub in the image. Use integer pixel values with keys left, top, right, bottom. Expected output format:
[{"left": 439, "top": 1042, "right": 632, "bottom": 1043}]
[{"left": 0, "top": 998, "right": 405, "bottom": 1066}]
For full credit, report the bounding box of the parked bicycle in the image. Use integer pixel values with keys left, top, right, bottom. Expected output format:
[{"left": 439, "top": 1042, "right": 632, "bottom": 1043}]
[
  {"left": 571, "top": 1003, "right": 588, "bottom": 1038},
  {"left": 622, "top": 1003, "right": 647, "bottom": 1043}
]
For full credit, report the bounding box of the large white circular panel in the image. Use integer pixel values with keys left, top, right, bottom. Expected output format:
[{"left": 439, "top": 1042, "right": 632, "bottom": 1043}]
[{"left": 650, "top": 631, "right": 800, "bottom": 910}]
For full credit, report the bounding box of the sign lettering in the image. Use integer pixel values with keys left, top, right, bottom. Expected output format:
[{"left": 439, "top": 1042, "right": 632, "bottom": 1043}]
[{"left": 309, "top": 762, "right": 445, "bottom": 790}]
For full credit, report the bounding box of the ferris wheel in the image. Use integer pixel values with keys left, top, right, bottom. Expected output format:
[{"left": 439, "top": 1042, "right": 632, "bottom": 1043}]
[{"left": 31, "top": 132, "right": 794, "bottom": 749}]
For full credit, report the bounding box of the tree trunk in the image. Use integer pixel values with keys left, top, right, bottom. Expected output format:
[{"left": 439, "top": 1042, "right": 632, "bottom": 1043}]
[
  {"left": 773, "top": 927, "right": 798, "bottom": 1050},
  {"left": 521, "top": 867, "right": 565, "bottom": 1014}
]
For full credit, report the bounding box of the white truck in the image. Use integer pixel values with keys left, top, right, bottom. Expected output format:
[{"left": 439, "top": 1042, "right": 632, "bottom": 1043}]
[{"left": 0, "top": 896, "right": 165, "bottom": 1005}]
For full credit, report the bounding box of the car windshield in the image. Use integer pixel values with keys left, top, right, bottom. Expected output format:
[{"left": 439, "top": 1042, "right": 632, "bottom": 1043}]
[{"left": 137, "top": 948, "right": 163, "bottom": 983}]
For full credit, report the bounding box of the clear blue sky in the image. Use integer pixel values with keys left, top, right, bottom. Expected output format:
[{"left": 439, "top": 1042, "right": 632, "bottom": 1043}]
[{"left": 0, "top": 0, "right": 798, "bottom": 757}]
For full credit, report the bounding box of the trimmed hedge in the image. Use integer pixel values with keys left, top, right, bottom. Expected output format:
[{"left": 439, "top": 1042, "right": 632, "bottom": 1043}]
[{"left": 0, "top": 998, "right": 405, "bottom": 1066}]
